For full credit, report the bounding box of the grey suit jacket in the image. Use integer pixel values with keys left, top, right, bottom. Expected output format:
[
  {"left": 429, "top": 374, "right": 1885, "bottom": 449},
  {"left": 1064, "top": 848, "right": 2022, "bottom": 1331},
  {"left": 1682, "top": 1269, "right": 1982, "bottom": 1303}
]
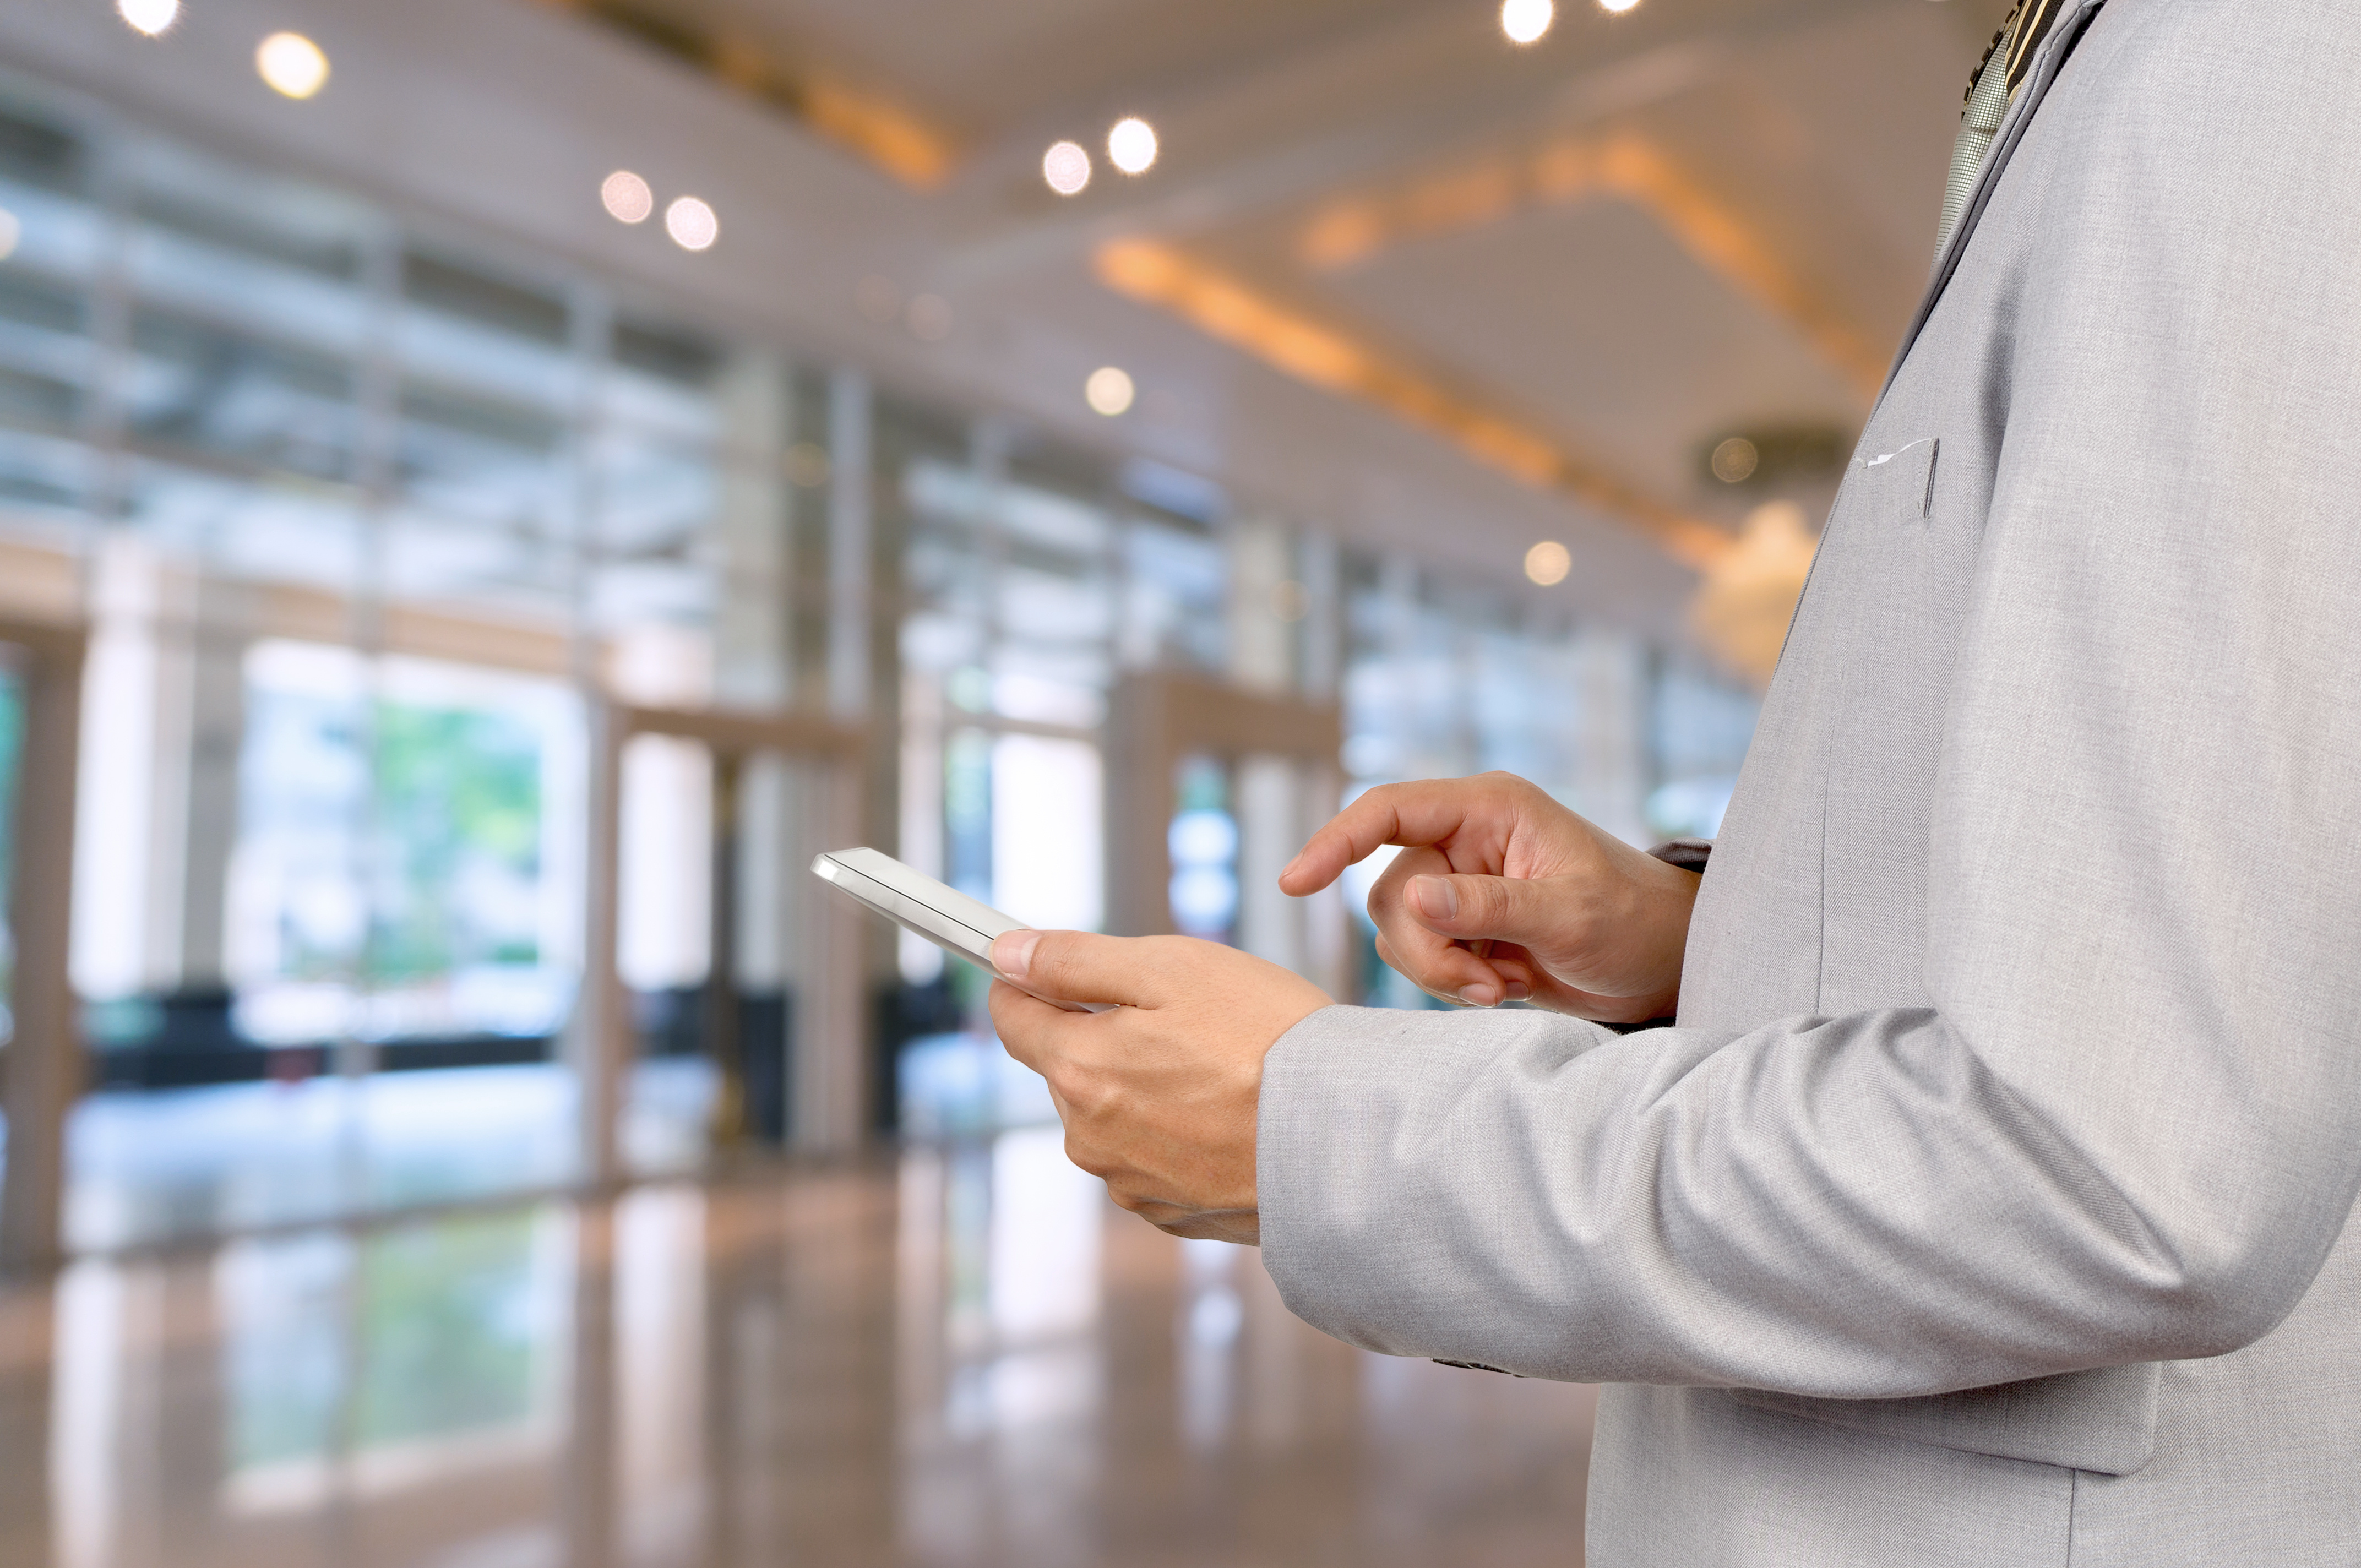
[{"left": 1256, "top": 2, "right": 2361, "bottom": 1562}]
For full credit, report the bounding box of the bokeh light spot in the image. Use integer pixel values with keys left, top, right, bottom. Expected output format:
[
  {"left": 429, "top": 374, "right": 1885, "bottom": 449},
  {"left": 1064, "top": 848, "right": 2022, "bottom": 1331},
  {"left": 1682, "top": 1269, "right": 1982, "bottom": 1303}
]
[
  {"left": 1043, "top": 141, "right": 1091, "bottom": 196},
  {"left": 118, "top": 0, "right": 181, "bottom": 37},
  {"left": 1502, "top": 0, "right": 1554, "bottom": 44},
  {"left": 1085, "top": 367, "right": 1135, "bottom": 416},
  {"left": 665, "top": 196, "right": 719, "bottom": 252},
  {"left": 257, "top": 33, "right": 330, "bottom": 100},
  {"left": 1710, "top": 437, "right": 1760, "bottom": 484},
  {"left": 1524, "top": 540, "right": 1572, "bottom": 586},
  {"left": 1108, "top": 118, "right": 1158, "bottom": 176},
  {"left": 600, "top": 170, "right": 654, "bottom": 224}
]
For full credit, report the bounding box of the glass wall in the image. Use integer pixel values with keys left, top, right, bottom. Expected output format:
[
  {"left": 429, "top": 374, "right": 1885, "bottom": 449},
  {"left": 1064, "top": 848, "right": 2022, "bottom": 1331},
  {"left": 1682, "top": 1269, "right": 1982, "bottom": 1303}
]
[
  {"left": 0, "top": 71, "right": 822, "bottom": 1244},
  {"left": 0, "top": 67, "right": 1759, "bottom": 1248},
  {"left": 1647, "top": 656, "right": 1762, "bottom": 841}
]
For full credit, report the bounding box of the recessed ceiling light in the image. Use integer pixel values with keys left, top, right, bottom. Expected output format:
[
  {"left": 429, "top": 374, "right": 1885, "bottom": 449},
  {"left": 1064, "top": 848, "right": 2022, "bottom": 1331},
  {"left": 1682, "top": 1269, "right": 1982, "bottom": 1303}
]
[
  {"left": 256, "top": 32, "right": 330, "bottom": 99},
  {"left": 1043, "top": 140, "right": 1091, "bottom": 196},
  {"left": 117, "top": 0, "right": 179, "bottom": 36},
  {"left": 1598, "top": 0, "right": 1641, "bottom": 13},
  {"left": 600, "top": 170, "right": 654, "bottom": 224},
  {"left": 1085, "top": 367, "right": 1135, "bottom": 416},
  {"left": 665, "top": 196, "right": 718, "bottom": 252},
  {"left": 1501, "top": 0, "right": 1554, "bottom": 44},
  {"left": 1524, "top": 541, "right": 1571, "bottom": 586},
  {"left": 1710, "top": 437, "right": 1760, "bottom": 483},
  {"left": 1107, "top": 117, "right": 1158, "bottom": 176}
]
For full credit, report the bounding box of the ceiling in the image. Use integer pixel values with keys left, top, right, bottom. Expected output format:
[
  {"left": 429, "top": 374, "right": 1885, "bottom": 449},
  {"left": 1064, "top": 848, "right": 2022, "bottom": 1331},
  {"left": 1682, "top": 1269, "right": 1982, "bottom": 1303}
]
[
  {"left": 642, "top": 0, "right": 2011, "bottom": 546},
  {"left": 0, "top": 0, "right": 2018, "bottom": 646}
]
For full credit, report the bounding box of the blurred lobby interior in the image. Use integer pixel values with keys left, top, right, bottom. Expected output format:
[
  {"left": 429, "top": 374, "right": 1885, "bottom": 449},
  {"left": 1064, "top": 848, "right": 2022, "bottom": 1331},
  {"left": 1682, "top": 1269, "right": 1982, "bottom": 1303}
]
[{"left": 0, "top": 0, "right": 2012, "bottom": 1562}]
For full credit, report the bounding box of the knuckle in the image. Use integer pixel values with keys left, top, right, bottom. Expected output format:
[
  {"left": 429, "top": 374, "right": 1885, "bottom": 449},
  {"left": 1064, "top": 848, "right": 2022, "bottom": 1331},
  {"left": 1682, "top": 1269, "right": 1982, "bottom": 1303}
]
[
  {"left": 1050, "top": 1062, "right": 1116, "bottom": 1120},
  {"left": 1064, "top": 1139, "right": 1115, "bottom": 1181},
  {"left": 1467, "top": 876, "right": 1513, "bottom": 925},
  {"left": 1029, "top": 932, "right": 1076, "bottom": 981}
]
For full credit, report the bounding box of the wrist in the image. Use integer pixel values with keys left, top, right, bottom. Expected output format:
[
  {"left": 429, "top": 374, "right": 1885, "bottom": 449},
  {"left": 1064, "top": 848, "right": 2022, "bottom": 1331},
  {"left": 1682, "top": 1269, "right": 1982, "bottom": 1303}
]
[{"left": 1608, "top": 843, "right": 1703, "bottom": 1023}]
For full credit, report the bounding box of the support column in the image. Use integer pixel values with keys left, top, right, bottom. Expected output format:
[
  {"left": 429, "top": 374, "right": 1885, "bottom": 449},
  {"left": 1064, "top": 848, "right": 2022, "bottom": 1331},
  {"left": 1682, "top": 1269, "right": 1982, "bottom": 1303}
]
[
  {"left": 799, "top": 371, "right": 872, "bottom": 1153},
  {"left": 705, "top": 755, "right": 746, "bottom": 1150},
  {"left": 1229, "top": 518, "right": 1301, "bottom": 972},
  {"left": 1233, "top": 755, "right": 1303, "bottom": 973},
  {"left": 1295, "top": 535, "right": 1352, "bottom": 999},
  {"left": 566, "top": 283, "right": 620, "bottom": 1190},
  {"left": 174, "top": 585, "right": 247, "bottom": 993},
  {"left": 712, "top": 351, "right": 790, "bottom": 1147},
  {"left": 1, "top": 625, "right": 86, "bottom": 1271},
  {"left": 714, "top": 351, "right": 790, "bottom": 710},
  {"left": 1106, "top": 676, "right": 1178, "bottom": 940},
  {"left": 573, "top": 698, "right": 627, "bottom": 1189},
  {"left": 825, "top": 373, "right": 872, "bottom": 726}
]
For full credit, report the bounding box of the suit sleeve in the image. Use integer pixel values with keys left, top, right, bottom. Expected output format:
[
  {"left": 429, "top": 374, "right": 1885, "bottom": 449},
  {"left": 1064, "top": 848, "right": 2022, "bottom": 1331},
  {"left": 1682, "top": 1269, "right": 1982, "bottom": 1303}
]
[{"left": 1255, "top": 0, "right": 2361, "bottom": 1396}]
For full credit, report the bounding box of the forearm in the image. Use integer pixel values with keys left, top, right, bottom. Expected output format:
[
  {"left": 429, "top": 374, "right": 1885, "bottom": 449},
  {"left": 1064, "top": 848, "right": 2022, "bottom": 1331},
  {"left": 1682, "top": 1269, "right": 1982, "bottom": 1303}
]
[{"left": 1258, "top": 999, "right": 2355, "bottom": 1396}]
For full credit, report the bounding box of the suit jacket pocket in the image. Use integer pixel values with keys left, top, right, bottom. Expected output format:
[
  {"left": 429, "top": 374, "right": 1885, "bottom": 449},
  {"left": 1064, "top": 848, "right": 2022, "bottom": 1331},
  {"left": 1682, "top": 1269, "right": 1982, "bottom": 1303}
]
[
  {"left": 1724, "top": 1360, "right": 2161, "bottom": 1476},
  {"left": 1852, "top": 435, "right": 1940, "bottom": 522}
]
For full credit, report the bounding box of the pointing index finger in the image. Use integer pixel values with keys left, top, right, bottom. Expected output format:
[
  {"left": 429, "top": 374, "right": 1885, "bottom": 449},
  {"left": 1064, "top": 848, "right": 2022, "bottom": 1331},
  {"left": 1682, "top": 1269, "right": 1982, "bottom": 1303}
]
[{"left": 1278, "top": 781, "right": 1478, "bottom": 895}]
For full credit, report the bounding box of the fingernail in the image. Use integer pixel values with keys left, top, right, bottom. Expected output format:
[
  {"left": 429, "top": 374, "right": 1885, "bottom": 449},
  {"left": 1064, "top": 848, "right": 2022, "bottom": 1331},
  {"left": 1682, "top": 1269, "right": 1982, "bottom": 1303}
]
[
  {"left": 1457, "top": 984, "right": 1497, "bottom": 1008},
  {"left": 1504, "top": 980, "right": 1531, "bottom": 1002},
  {"left": 1279, "top": 853, "right": 1306, "bottom": 883},
  {"left": 1411, "top": 875, "right": 1457, "bottom": 921},
  {"left": 992, "top": 929, "right": 1041, "bottom": 981}
]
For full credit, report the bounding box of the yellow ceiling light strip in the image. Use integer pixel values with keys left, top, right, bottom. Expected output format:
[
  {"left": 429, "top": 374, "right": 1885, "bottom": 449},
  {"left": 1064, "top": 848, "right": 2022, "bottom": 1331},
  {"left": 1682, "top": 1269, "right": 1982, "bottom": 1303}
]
[
  {"left": 1298, "top": 133, "right": 1886, "bottom": 399},
  {"left": 535, "top": 0, "right": 954, "bottom": 189},
  {"left": 798, "top": 81, "right": 955, "bottom": 189},
  {"left": 1095, "top": 238, "right": 1729, "bottom": 569}
]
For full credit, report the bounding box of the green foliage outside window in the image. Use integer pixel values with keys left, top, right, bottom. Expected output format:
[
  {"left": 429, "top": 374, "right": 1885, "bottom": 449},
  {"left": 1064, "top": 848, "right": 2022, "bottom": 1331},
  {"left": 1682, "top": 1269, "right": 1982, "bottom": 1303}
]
[
  {"left": 366, "top": 701, "right": 542, "bottom": 983},
  {"left": 353, "top": 1212, "right": 542, "bottom": 1446},
  {"left": 227, "top": 1211, "right": 546, "bottom": 1472}
]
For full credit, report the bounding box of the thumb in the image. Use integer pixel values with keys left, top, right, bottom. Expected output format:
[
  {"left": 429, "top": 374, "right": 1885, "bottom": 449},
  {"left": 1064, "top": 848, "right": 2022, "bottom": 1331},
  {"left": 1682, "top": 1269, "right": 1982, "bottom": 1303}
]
[
  {"left": 1404, "top": 873, "right": 1563, "bottom": 947},
  {"left": 989, "top": 929, "right": 1165, "bottom": 1007}
]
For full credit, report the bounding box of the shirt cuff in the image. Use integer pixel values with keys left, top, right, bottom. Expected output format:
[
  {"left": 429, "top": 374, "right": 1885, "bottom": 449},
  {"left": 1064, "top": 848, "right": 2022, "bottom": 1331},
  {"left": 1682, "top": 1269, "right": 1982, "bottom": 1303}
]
[{"left": 1647, "top": 837, "right": 1712, "bottom": 873}]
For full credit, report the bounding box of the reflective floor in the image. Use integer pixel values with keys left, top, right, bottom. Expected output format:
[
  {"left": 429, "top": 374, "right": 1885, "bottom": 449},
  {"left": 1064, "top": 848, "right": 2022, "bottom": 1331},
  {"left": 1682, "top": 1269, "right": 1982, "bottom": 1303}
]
[
  {"left": 0, "top": 1130, "right": 1597, "bottom": 1568},
  {"left": 30, "top": 1061, "right": 716, "bottom": 1252}
]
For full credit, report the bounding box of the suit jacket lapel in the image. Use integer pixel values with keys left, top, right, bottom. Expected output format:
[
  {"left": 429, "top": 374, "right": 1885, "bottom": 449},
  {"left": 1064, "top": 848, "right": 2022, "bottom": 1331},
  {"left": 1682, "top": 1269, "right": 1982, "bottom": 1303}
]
[{"left": 1877, "top": 0, "right": 2107, "bottom": 404}]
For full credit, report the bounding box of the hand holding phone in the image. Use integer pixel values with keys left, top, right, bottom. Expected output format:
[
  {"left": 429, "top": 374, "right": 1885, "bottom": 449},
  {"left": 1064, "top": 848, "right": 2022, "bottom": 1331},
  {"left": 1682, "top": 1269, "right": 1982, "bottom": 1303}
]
[{"left": 810, "top": 847, "right": 1113, "bottom": 1014}]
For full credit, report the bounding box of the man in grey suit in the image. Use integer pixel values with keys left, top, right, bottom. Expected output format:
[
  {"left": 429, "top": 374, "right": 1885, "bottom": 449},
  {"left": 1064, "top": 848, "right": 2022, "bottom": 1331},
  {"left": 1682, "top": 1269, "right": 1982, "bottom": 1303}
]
[{"left": 986, "top": 0, "right": 2361, "bottom": 1560}]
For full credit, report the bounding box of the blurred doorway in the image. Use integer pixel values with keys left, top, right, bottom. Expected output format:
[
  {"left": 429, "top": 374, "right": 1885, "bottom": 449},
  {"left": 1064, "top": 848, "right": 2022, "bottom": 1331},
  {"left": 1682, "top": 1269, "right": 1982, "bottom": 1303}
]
[
  {"left": 1107, "top": 670, "right": 1349, "bottom": 994},
  {"left": 584, "top": 701, "right": 867, "bottom": 1184}
]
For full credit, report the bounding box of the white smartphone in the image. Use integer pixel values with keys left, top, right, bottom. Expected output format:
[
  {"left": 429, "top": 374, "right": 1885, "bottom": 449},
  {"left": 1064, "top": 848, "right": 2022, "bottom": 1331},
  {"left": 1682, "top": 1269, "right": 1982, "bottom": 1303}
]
[{"left": 810, "top": 847, "right": 1112, "bottom": 1014}]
